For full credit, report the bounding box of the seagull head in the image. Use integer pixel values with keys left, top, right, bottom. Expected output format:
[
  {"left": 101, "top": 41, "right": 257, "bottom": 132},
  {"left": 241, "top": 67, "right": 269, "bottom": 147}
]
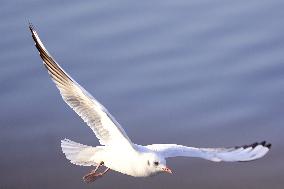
[{"left": 144, "top": 153, "right": 172, "bottom": 176}]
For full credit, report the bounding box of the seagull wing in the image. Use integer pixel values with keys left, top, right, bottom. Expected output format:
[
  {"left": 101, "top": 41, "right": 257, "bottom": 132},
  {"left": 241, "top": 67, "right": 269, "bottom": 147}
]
[
  {"left": 29, "top": 25, "right": 133, "bottom": 148},
  {"left": 146, "top": 141, "right": 271, "bottom": 162}
]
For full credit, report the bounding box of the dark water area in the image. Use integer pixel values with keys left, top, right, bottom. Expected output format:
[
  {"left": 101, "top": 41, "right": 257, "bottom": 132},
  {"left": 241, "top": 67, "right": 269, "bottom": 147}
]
[{"left": 1, "top": 0, "right": 284, "bottom": 188}]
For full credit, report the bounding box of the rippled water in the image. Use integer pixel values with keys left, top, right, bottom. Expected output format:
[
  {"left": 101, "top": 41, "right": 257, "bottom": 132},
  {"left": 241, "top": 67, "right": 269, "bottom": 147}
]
[{"left": 1, "top": 0, "right": 284, "bottom": 188}]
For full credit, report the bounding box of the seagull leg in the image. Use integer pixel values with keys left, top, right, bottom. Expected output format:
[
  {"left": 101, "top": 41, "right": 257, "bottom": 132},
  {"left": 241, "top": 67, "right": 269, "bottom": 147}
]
[
  {"left": 90, "top": 167, "right": 110, "bottom": 179},
  {"left": 83, "top": 161, "right": 104, "bottom": 183},
  {"left": 83, "top": 162, "right": 110, "bottom": 183},
  {"left": 99, "top": 167, "right": 110, "bottom": 176}
]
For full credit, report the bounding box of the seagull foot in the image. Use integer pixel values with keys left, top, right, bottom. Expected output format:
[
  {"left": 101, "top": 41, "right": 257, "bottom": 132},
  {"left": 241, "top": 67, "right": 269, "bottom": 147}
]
[
  {"left": 83, "top": 167, "right": 110, "bottom": 183},
  {"left": 83, "top": 172, "right": 103, "bottom": 183}
]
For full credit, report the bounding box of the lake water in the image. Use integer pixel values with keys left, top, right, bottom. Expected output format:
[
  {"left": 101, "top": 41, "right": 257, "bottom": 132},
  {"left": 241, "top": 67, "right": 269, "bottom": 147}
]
[{"left": 1, "top": 0, "right": 283, "bottom": 188}]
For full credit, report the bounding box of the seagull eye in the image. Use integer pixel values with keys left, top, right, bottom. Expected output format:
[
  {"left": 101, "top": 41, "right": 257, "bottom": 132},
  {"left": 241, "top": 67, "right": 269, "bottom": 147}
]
[{"left": 154, "top": 161, "right": 159, "bottom": 166}]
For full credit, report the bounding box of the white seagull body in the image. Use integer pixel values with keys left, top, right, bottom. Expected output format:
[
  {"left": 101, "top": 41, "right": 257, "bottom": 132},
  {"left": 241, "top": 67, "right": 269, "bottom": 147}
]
[{"left": 29, "top": 24, "right": 271, "bottom": 182}]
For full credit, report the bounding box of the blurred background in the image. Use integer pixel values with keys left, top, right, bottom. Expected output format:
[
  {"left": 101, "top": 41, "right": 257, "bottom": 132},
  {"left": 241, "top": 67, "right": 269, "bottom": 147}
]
[{"left": 1, "top": 0, "right": 283, "bottom": 188}]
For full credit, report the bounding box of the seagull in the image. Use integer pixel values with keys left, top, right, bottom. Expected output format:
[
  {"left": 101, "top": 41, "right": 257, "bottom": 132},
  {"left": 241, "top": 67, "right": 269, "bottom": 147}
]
[{"left": 29, "top": 24, "right": 271, "bottom": 183}]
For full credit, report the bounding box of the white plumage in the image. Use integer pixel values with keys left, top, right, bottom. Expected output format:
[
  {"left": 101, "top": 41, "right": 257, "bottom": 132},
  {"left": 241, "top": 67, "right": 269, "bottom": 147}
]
[{"left": 30, "top": 24, "right": 271, "bottom": 180}]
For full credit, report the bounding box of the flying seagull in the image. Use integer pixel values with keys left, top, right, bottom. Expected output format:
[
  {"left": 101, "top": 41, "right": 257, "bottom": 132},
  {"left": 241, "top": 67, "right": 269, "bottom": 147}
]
[{"left": 29, "top": 24, "right": 271, "bottom": 183}]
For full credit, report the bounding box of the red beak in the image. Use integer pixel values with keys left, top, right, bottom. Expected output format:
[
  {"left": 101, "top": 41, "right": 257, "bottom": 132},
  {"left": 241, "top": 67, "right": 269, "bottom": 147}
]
[{"left": 162, "top": 167, "right": 173, "bottom": 174}]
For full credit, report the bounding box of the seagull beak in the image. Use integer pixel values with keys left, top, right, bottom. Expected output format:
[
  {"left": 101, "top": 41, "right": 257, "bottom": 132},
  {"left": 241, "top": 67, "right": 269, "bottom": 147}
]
[{"left": 162, "top": 167, "right": 173, "bottom": 174}]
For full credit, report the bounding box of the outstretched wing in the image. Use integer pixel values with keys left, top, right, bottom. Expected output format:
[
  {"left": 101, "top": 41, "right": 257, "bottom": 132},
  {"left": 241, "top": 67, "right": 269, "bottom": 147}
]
[
  {"left": 29, "top": 24, "right": 133, "bottom": 148},
  {"left": 146, "top": 141, "right": 271, "bottom": 162}
]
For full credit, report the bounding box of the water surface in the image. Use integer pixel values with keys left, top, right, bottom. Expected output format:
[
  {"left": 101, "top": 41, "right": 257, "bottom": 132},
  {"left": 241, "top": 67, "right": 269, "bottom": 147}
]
[{"left": 1, "top": 0, "right": 284, "bottom": 188}]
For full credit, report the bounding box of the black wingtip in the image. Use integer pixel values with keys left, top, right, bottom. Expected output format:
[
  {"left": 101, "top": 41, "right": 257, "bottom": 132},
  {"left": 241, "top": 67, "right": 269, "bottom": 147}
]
[
  {"left": 29, "top": 22, "right": 35, "bottom": 32},
  {"left": 261, "top": 141, "right": 266, "bottom": 146},
  {"left": 235, "top": 141, "right": 272, "bottom": 150},
  {"left": 251, "top": 142, "right": 258, "bottom": 148},
  {"left": 266, "top": 143, "right": 272, "bottom": 149}
]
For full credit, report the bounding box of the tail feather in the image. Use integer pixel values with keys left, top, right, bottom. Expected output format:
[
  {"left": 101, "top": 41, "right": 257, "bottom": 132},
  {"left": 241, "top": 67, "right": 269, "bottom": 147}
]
[{"left": 61, "top": 138, "right": 99, "bottom": 166}]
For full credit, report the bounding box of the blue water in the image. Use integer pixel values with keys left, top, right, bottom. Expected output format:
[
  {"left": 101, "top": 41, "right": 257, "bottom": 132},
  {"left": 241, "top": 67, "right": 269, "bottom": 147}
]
[{"left": 1, "top": 0, "right": 283, "bottom": 188}]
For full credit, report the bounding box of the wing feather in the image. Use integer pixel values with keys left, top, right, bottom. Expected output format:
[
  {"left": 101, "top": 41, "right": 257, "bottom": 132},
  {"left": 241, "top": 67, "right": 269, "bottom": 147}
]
[
  {"left": 29, "top": 24, "right": 133, "bottom": 148},
  {"left": 146, "top": 141, "right": 271, "bottom": 162}
]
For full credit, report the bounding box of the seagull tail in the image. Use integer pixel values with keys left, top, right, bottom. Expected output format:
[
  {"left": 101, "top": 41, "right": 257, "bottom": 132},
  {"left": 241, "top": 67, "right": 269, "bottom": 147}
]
[{"left": 61, "top": 138, "right": 101, "bottom": 166}]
